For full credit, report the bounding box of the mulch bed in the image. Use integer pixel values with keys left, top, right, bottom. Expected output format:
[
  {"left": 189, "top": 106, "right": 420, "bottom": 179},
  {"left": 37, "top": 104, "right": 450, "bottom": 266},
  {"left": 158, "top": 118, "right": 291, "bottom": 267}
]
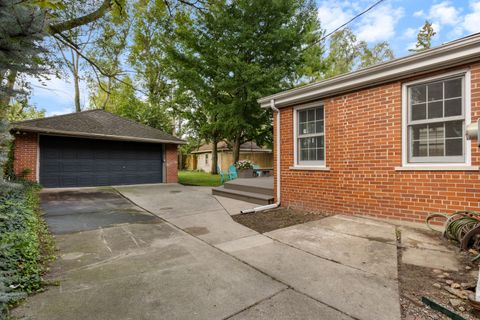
[{"left": 232, "top": 207, "right": 328, "bottom": 233}]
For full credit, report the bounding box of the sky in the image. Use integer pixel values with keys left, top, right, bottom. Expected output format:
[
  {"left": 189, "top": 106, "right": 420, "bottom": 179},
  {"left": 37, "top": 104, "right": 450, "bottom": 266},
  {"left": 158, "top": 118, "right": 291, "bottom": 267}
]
[{"left": 30, "top": 0, "right": 480, "bottom": 117}]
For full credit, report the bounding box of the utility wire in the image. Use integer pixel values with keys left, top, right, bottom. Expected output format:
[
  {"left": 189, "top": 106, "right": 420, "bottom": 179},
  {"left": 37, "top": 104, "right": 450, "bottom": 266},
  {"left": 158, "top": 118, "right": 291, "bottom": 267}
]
[{"left": 303, "top": 0, "right": 388, "bottom": 51}]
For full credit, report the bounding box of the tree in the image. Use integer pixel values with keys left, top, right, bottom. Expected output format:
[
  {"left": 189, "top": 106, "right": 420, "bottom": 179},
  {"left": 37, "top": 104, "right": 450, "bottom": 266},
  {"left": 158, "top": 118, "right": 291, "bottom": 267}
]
[
  {"left": 54, "top": 2, "right": 97, "bottom": 112},
  {"left": 409, "top": 21, "right": 436, "bottom": 52},
  {"left": 0, "top": 0, "right": 49, "bottom": 183},
  {"left": 7, "top": 100, "right": 45, "bottom": 122},
  {"left": 86, "top": 17, "right": 130, "bottom": 110},
  {"left": 0, "top": 0, "right": 124, "bottom": 183},
  {"left": 128, "top": 0, "right": 178, "bottom": 134},
  {"left": 323, "top": 28, "right": 394, "bottom": 79},
  {"left": 170, "top": 0, "right": 324, "bottom": 167}
]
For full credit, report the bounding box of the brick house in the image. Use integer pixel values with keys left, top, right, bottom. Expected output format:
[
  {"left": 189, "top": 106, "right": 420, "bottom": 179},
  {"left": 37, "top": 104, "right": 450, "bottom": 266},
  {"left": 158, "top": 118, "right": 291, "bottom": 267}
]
[
  {"left": 10, "top": 109, "right": 184, "bottom": 188},
  {"left": 257, "top": 33, "right": 480, "bottom": 223}
]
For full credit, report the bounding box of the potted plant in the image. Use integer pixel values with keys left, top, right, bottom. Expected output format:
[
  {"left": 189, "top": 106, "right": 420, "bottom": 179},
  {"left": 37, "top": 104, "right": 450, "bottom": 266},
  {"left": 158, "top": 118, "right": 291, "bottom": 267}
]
[{"left": 235, "top": 160, "right": 255, "bottom": 178}]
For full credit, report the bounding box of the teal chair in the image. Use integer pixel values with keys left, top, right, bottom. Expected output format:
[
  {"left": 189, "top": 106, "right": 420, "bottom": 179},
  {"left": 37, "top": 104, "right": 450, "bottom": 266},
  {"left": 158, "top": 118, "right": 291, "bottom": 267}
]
[
  {"left": 217, "top": 166, "right": 228, "bottom": 184},
  {"left": 253, "top": 164, "right": 261, "bottom": 177},
  {"left": 228, "top": 165, "right": 238, "bottom": 180}
]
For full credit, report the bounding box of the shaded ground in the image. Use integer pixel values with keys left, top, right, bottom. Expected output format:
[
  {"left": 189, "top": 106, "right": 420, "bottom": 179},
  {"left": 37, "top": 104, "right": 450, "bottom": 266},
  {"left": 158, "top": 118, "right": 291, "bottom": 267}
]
[
  {"left": 232, "top": 207, "right": 328, "bottom": 233},
  {"left": 178, "top": 170, "right": 222, "bottom": 186},
  {"left": 40, "top": 188, "right": 158, "bottom": 234}
]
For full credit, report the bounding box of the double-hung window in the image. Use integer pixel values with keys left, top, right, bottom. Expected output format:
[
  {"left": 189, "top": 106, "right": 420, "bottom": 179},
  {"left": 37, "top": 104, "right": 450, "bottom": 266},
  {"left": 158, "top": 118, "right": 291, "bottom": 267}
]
[
  {"left": 296, "top": 105, "right": 325, "bottom": 166},
  {"left": 406, "top": 73, "right": 468, "bottom": 164}
]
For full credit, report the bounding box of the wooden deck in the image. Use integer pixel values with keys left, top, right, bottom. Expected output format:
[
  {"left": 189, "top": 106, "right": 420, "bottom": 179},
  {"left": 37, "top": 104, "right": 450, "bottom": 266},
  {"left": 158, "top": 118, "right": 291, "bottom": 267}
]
[{"left": 212, "top": 177, "right": 274, "bottom": 205}]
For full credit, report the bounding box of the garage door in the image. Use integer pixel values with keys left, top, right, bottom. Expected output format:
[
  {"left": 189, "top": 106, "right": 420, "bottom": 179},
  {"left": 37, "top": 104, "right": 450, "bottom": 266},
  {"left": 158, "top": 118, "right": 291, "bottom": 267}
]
[{"left": 40, "top": 136, "right": 163, "bottom": 188}]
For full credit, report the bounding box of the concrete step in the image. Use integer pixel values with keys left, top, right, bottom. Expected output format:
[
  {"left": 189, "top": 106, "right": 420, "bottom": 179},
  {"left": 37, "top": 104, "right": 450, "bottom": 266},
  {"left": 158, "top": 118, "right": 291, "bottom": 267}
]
[
  {"left": 223, "top": 180, "right": 274, "bottom": 196},
  {"left": 212, "top": 186, "right": 274, "bottom": 205}
]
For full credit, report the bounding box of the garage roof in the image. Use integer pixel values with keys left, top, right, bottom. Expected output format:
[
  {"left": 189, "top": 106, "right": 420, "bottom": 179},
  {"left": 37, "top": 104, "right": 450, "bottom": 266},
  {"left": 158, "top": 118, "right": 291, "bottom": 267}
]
[{"left": 11, "top": 109, "right": 186, "bottom": 144}]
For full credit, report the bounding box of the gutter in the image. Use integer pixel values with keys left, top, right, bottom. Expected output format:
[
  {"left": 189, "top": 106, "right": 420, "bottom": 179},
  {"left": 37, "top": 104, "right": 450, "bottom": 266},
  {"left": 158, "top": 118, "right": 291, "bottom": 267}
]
[{"left": 241, "top": 99, "right": 280, "bottom": 214}]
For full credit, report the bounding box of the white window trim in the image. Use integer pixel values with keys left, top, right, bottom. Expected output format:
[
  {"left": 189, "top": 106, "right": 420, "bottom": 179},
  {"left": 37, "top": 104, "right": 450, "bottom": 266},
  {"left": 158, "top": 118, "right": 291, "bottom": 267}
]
[
  {"left": 293, "top": 101, "right": 327, "bottom": 169},
  {"left": 400, "top": 69, "right": 472, "bottom": 170}
]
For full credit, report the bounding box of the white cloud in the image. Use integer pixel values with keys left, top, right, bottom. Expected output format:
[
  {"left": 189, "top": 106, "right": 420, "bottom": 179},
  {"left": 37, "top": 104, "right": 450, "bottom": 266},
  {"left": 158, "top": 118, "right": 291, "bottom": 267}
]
[
  {"left": 317, "top": 2, "right": 354, "bottom": 34},
  {"left": 413, "top": 10, "right": 425, "bottom": 17},
  {"left": 356, "top": 5, "right": 405, "bottom": 42},
  {"left": 403, "top": 27, "right": 417, "bottom": 38},
  {"left": 317, "top": 1, "right": 404, "bottom": 43},
  {"left": 431, "top": 22, "right": 441, "bottom": 35},
  {"left": 463, "top": 1, "right": 480, "bottom": 34},
  {"left": 429, "top": 1, "right": 461, "bottom": 26}
]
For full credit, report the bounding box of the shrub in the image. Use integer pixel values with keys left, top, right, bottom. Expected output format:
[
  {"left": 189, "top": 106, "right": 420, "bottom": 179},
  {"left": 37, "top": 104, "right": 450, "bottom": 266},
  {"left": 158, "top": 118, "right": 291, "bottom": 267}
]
[{"left": 0, "top": 181, "right": 55, "bottom": 317}]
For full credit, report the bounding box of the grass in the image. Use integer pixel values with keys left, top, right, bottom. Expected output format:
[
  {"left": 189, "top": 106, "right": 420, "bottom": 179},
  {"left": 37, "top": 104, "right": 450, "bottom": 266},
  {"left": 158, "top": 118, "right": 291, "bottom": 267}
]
[{"left": 178, "top": 170, "right": 222, "bottom": 187}]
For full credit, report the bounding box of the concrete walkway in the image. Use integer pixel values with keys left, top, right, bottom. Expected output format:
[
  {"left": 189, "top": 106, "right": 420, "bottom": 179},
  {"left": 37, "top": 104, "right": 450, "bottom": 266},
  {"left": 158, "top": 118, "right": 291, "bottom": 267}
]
[
  {"left": 14, "top": 184, "right": 402, "bottom": 320},
  {"left": 116, "top": 184, "right": 401, "bottom": 320}
]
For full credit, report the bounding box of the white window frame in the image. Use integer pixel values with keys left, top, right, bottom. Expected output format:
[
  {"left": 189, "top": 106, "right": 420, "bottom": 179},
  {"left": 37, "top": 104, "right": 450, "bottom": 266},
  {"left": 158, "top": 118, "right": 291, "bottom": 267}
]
[
  {"left": 293, "top": 102, "right": 327, "bottom": 169},
  {"left": 400, "top": 69, "right": 472, "bottom": 169}
]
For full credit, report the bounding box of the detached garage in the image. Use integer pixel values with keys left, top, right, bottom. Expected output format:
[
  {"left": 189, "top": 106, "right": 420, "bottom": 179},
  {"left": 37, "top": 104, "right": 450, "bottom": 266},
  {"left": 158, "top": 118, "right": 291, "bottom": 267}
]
[{"left": 10, "top": 110, "right": 185, "bottom": 188}]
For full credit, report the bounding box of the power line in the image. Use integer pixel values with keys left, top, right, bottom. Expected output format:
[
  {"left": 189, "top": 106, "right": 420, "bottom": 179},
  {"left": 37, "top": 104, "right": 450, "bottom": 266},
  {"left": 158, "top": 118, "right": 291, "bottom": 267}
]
[{"left": 304, "top": 0, "right": 388, "bottom": 51}]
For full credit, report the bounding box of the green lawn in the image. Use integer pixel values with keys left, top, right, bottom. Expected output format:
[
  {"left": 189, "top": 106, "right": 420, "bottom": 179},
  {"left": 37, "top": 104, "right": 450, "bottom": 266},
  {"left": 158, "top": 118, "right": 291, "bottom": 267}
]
[{"left": 178, "top": 170, "right": 222, "bottom": 187}]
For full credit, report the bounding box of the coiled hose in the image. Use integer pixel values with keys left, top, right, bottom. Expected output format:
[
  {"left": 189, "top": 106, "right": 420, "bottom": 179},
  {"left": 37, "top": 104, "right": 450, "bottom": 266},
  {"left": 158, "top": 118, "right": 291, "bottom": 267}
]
[
  {"left": 426, "top": 211, "right": 480, "bottom": 243},
  {"left": 426, "top": 211, "right": 480, "bottom": 261}
]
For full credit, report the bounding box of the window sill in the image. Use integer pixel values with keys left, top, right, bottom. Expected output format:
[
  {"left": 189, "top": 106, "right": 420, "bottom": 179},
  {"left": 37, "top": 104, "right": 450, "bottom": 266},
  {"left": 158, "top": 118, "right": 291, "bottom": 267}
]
[
  {"left": 289, "top": 166, "right": 331, "bottom": 171},
  {"left": 394, "top": 165, "right": 479, "bottom": 171}
]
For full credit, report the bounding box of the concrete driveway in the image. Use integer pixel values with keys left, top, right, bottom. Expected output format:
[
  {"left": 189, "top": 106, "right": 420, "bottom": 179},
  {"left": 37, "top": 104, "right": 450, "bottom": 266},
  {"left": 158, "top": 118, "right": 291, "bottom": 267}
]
[{"left": 14, "top": 184, "right": 401, "bottom": 320}]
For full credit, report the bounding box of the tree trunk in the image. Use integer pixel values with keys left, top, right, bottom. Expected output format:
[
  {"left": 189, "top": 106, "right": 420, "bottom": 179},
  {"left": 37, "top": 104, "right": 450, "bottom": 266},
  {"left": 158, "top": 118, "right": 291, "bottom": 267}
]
[
  {"left": 232, "top": 135, "right": 241, "bottom": 164},
  {"left": 211, "top": 137, "right": 218, "bottom": 174},
  {"left": 72, "top": 50, "right": 81, "bottom": 112},
  {"left": 102, "top": 77, "right": 112, "bottom": 110}
]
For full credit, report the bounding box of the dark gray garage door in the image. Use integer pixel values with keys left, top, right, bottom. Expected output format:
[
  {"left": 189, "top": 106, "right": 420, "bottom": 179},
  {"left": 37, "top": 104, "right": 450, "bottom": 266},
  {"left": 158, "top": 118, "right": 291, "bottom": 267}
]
[{"left": 40, "top": 136, "right": 163, "bottom": 188}]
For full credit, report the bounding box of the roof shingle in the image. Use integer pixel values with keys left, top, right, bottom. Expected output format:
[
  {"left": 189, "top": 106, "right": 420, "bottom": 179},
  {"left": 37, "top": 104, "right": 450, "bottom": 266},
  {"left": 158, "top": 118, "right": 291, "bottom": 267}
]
[{"left": 10, "top": 109, "right": 185, "bottom": 144}]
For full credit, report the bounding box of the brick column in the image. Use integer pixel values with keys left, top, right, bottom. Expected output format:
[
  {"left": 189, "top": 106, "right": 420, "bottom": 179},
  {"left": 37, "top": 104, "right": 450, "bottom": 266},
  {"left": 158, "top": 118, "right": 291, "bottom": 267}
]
[
  {"left": 13, "top": 132, "right": 38, "bottom": 182},
  {"left": 165, "top": 144, "right": 179, "bottom": 183}
]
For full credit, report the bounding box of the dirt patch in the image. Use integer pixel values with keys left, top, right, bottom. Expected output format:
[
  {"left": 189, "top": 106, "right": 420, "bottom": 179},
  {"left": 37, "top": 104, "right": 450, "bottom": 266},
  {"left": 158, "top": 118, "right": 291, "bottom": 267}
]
[
  {"left": 232, "top": 208, "right": 328, "bottom": 233},
  {"left": 398, "top": 239, "right": 479, "bottom": 320}
]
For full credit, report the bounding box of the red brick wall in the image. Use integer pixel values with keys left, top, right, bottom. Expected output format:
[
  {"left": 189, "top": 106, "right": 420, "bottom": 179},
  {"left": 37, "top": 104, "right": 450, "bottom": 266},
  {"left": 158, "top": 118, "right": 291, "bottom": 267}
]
[
  {"left": 275, "top": 64, "right": 480, "bottom": 223},
  {"left": 13, "top": 132, "right": 38, "bottom": 182},
  {"left": 165, "top": 144, "right": 179, "bottom": 183}
]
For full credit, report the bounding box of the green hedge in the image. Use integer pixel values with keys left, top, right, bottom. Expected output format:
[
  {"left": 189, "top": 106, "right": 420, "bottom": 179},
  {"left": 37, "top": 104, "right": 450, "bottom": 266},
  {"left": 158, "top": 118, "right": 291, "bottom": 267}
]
[{"left": 0, "top": 182, "right": 55, "bottom": 318}]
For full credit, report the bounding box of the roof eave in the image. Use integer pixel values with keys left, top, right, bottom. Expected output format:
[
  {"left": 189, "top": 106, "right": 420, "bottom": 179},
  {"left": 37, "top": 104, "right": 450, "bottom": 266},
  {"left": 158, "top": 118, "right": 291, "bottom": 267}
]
[
  {"left": 258, "top": 33, "right": 480, "bottom": 108},
  {"left": 10, "top": 127, "right": 186, "bottom": 145}
]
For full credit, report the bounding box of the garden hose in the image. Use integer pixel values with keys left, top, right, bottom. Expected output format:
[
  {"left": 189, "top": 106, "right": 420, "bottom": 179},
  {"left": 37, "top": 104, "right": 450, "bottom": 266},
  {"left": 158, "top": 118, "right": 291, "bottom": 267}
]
[{"left": 426, "top": 211, "right": 480, "bottom": 244}]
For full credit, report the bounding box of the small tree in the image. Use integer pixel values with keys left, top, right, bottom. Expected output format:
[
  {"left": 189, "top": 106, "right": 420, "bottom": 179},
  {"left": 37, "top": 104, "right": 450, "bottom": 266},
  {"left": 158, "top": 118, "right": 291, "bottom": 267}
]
[{"left": 409, "top": 21, "right": 436, "bottom": 52}]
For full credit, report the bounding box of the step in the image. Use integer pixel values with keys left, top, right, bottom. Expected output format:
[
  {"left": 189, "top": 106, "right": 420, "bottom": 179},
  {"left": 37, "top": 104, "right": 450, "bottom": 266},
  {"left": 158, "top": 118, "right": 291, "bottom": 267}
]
[
  {"left": 223, "top": 179, "right": 274, "bottom": 196},
  {"left": 212, "top": 186, "right": 274, "bottom": 205}
]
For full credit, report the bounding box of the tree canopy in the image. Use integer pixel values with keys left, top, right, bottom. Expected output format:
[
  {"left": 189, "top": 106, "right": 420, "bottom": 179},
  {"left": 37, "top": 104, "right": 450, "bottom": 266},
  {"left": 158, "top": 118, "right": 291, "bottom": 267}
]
[{"left": 1, "top": 0, "right": 398, "bottom": 175}]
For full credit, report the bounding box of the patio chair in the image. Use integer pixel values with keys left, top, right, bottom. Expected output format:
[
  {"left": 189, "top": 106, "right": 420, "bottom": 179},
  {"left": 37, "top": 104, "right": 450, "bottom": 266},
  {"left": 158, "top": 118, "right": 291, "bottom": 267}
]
[
  {"left": 228, "top": 165, "right": 238, "bottom": 180},
  {"left": 217, "top": 166, "right": 228, "bottom": 184},
  {"left": 253, "top": 164, "right": 261, "bottom": 177}
]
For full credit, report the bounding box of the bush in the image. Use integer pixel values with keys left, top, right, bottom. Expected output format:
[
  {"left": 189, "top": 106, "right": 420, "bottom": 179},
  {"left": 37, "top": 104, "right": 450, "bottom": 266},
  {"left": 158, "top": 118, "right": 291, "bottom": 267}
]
[
  {"left": 0, "top": 181, "right": 55, "bottom": 318},
  {"left": 234, "top": 160, "right": 254, "bottom": 170}
]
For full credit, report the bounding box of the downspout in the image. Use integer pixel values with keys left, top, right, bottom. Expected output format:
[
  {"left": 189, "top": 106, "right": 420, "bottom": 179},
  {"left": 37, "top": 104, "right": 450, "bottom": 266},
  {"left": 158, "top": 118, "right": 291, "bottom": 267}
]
[{"left": 241, "top": 99, "right": 280, "bottom": 213}]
